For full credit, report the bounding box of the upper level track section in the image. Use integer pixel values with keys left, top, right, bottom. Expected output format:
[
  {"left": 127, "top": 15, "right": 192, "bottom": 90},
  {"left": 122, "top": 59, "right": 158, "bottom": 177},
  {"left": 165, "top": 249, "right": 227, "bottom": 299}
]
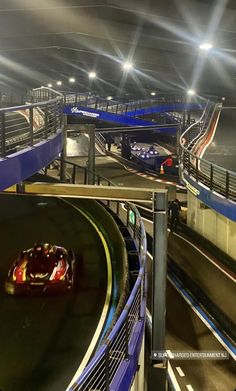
[
  {"left": 203, "top": 108, "right": 236, "bottom": 172},
  {"left": 0, "top": 194, "right": 108, "bottom": 391}
]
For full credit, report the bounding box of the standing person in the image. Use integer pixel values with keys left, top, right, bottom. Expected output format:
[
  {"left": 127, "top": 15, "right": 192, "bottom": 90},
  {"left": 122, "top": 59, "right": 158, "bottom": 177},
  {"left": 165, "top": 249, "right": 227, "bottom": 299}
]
[
  {"left": 168, "top": 199, "right": 181, "bottom": 232},
  {"left": 162, "top": 155, "right": 173, "bottom": 174},
  {"left": 106, "top": 134, "right": 113, "bottom": 151}
]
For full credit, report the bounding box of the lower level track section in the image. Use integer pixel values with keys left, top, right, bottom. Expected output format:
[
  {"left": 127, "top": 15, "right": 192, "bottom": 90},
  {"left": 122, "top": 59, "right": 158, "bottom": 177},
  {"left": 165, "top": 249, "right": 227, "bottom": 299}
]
[{"left": 0, "top": 194, "right": 108, "bottom": 391}]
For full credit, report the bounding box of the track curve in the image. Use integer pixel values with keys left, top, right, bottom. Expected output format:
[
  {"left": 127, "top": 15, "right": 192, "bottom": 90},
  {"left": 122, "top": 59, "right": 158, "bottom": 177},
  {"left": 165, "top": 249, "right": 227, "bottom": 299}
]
[{"left": 0, "top": 194, "right": 108, "bottom": 391}]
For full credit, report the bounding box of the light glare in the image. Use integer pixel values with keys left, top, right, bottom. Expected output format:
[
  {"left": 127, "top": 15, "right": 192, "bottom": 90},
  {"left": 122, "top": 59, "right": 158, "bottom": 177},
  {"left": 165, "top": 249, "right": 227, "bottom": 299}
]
[
  {"left": 150, "top": 92, "right": 156, "bottom": 96},
  {"left": 88, "top": 71, "right": 96, "bottom": 79},
  {"left": 199, "top": 42, "right": 213, "bottom": 51},
  {"left": 123, "top": 62, "right": 133, "bottom": 71},
  {"left": 56, "top": 81, "right": 62, "bottom": 86},
  {"left": 107, "top": 96, "right": 113, "bottom": 100},
  {"left": 187, "top": 89, "right": 196, "bottom": 95},
  {"left": 69, "top": 77, "right": 75, "bottom": 83}
]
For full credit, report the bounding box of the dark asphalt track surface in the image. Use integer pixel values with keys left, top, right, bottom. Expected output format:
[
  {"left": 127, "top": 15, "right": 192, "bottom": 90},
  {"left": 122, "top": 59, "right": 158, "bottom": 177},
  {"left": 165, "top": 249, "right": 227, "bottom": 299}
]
[
  {"left": 0, "top": 194, "right": 107, "bottom": 391},
  {"left": 203, "top": 108, "right": 236, "bottom": 172}
]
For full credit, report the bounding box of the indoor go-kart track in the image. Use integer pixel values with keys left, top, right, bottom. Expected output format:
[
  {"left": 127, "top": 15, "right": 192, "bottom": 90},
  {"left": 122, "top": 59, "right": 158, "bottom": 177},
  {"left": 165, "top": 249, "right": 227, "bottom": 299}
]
[{"left": 0, "top": 194, "right": 107, "bottom": 391}]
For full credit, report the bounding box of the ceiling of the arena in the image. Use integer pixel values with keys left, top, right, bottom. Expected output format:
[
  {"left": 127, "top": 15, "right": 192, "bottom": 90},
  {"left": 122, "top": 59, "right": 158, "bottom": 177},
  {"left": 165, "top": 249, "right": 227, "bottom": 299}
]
[{"left": 1, "top": 0, "right": 236, "bottom": 98}]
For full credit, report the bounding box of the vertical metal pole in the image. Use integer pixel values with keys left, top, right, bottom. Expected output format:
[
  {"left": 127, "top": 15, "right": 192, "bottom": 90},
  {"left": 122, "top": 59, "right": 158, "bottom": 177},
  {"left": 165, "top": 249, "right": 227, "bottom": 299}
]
[
  {"left": 60, "top": 115, "right": 67, "bottom": 182},
  {"left": 210, "top": 164, "right": 213, "bottom": 190},
  {"left": 29, "top": 107, "right": 34, "bottom": 146},
  {"left": 87, "top": 124, "right": 95, "bottom": 185},
  {"left": 196, "top": 157, "right": 199, "bottom": 182},
  {"left": 187, "top": 110, "right": 191, "bottom": 125},
  {"left": 44, "top": 105, "right": 48, "bottom": 139},
  {"left": 150, "top": 190, "right": 168, "bottom": 390},
  {"left": 1, "top": 112, "right": 6, "bottom": 157},
  {"left": 16, "top": 182, "right": 25, "bottom": 193},
  {"left": 125, "top": 313, "right": 130, "bottom": 359},
  {"left": 72, "top": 165, "right": 76, "bottom": 184},
  {"left": 226, "top": 171, "right": 229, "bottom": 198},
  {"left": 105, "top": 346, "right": 110, "bottom": 391}
]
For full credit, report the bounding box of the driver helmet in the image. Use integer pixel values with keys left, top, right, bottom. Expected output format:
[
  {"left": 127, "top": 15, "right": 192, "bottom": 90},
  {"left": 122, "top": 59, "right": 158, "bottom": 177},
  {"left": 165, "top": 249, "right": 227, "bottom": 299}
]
[{"left": 33, "top": 242, "right": 52, "bottom": 258}]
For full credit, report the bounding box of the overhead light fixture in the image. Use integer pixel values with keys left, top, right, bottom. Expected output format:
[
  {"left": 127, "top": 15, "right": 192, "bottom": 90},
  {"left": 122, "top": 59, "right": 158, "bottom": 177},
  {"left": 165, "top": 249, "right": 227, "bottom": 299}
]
[
  {"left": 199, "top": 42, "right": 213, "bottom": 51},
  {"left": 88, "top": 71, "right": 96, "bottom": 79},
  {"left": 47, "top": 83, "right": 52, "bottom": 88},
  {"left": 69, "top": 77, "right": 75, "bottom": 83},
  {"left": 187, "top": 89, "right": 196, "bottom": 95},
  {"left": 56, "top": 81, "right": 62, "bottom": 86},
  {"left": 150, "top": 92, "right": 156, "bottom": 96},
  {"left": 123, "top": 61, "right": 133, "bottom": 71},
  {"left": 107, "top": 96, "right": 113, "bottom": 100}
]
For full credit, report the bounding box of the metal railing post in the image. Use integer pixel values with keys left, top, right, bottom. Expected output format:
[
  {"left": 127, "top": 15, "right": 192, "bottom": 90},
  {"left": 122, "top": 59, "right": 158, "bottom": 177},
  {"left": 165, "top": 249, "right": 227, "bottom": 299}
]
[
  {"left": 1, "top": 111, "right": 6, "bottom": 157},
  {"left": 151, "top": 191, "right": 168, "bottom": 390},
  {"left": 72, "top": 165, "right": 76, "bottom": 184},
  {"left": 210, "top": 164, "right": 213, "bottom": 190},
  {"left": 84, "top": 167, "right": 87, "bottom": 184},
  {"left": 196, "top": 157, "right": 199, "bottom": 182},
  {"left": 226, "top": 171, "right": 229, "bottom": 198},
  {"left": 126, "top": 204, "right": 130, "bottom": 227},
  {"left": 125, "top": 313, "right": 130, "bottom": 359},
  {"left": 29, "top": 107, "right": 34, "bottom": 146},
  {"left": 44, "top": 105, "right": 48, "bottom": 139},
  {"left": 105, "top": 346, "right": 110, "bottom": 391}
]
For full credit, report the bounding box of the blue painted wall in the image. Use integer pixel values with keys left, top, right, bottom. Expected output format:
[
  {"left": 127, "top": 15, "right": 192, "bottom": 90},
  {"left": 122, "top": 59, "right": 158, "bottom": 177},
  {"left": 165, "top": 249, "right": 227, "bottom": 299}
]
[
  {"left": 183, "top": 172, "right": 236, "bottom": 222},
  {"left": 63, "top": 105, "right": 177, "bottom": 133},
  {"left": 0, "top": 131, "right": 63, "bottom": 191}
]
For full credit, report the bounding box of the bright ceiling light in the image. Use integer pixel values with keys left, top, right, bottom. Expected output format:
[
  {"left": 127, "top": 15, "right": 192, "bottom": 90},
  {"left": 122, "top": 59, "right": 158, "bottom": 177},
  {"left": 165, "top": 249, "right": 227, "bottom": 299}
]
[
  {"left": 88, "top": 71, "right": 96, "bottom": 79},
  {"left": 107, "top": 96, "right": 113, "bottom": 100},
  {"left": 69, "top": 77, "right": 75, "bottom": 83},
  {"left": 56, "top": 81, "right": 62, "bottom": 86},
  {"left": 187, "top": 89, "right": 196, "bottom": 95},
  {"left": 150, "top": 92, "right": 156, "bottom": 96},
  {"left": 199, "top": 42, "right": 213, "bottom": 51},
  {"left": 123, "top": 61, "right": 133, "bottom": 71},
  {"left": 47, "top": 83, "right": 52, "bottom": 88}
]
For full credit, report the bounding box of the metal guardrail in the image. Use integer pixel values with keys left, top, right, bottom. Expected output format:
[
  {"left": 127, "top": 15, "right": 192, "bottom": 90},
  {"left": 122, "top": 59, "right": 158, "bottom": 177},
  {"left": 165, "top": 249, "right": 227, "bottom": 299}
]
[
  {"left": 61, "top": 161, "right": 146, "bottom": 391},
  {"left": 63, "top": 93, "right": 189, "bottom": 118},
  {"left": 0, "top": 96, "right": 63, "bottom": 158},
  {"left": 180, "top": 102, "right": 236, "bottom": 202},
  {"left": 31, "top": 87, "right": 197, "bottom": 121},
  {"left": 70, "top": 201, "right": 146, "bottom": 391}
]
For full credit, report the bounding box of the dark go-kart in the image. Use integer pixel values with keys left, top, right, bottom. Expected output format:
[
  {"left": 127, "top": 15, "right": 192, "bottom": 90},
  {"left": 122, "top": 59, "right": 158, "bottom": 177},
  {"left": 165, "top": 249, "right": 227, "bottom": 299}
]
[{"left": 5, "top": 242, "right": 76, "bottom": 295}]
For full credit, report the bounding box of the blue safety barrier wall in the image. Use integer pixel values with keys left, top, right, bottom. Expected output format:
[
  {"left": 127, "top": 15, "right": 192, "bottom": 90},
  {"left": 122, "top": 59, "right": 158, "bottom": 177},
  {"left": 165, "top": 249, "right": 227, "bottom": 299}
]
[
  {"left": 0, "top": 131, "right": 63, "bottom": 191},
  {"left": 64, "top": 105, "right": 155, "bottom": 125},
  {"left": 183, "top": 172, "right": 236, "bottom": 222},
  {"left": 180, "top": 101, "right": 236, "bottom": 220},
  {"left": 63, "top": 105, "right": 177, "bottom": 133}
]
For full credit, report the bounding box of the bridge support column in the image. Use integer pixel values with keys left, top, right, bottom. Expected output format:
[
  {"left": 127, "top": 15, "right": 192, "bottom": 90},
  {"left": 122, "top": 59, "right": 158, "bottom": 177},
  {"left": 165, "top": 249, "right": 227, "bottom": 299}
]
[
  {"left": 60, "top": 115, "right": 67, "bottom": 182},
  {"left": 150, "top": 191, "right": 168, "bottom": 390},
  {"left": 87, "top": 124, "right": 96, "bottom": 185}
]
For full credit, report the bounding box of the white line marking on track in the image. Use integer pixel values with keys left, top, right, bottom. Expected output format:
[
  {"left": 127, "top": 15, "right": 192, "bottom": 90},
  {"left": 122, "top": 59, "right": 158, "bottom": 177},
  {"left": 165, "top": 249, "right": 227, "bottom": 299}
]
[
  {"left": 167, "top": 349, "right": 174, "bottom": 359},
  {"left": 168, "top": 362, "right": 182, "bottom": 391},
  {"left": 168, "top": 276, "right": 236, "bottom": 361},
  {"left": 173, "top": 232, "right": 236, "bottom": 283},
  {"left": 146, "top": 250, "right": 236, "bottom": 361},
  {"left": 176, "top": 366, "right": 185, "bottom": 377},
  {"left": 186, "top": 385, "right": 195, "bottom": 391},
  {"left": 143, "top": 212, "right": 235, "bottom": 283}
]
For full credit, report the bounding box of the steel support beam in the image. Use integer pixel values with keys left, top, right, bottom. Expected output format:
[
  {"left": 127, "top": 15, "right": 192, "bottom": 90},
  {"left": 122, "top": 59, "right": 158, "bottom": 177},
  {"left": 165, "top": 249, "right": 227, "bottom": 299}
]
[
  {"left": 151, "top": 191, "right": 168, "bottom": 390},
  {"left": 4, "top": 183, "right": 165, "bottom": 203}
]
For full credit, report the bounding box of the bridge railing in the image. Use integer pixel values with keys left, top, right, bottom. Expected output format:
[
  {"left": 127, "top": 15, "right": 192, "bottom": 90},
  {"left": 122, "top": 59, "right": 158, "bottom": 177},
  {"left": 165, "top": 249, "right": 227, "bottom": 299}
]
[
  {"left": 31, "top": 87, "right": 197, "bottom": 120},
  {"left": 70, "top": 234, "right": 145, "bottom": 390},
  {"left": 0, "top": 96, "right": 63, "bottom": 158},
  {"left": 57, "top": 160, "right": 146, "bottom": 391},
  {"left": 180, "top": 102, "right": 236, "bottom": 202}
]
